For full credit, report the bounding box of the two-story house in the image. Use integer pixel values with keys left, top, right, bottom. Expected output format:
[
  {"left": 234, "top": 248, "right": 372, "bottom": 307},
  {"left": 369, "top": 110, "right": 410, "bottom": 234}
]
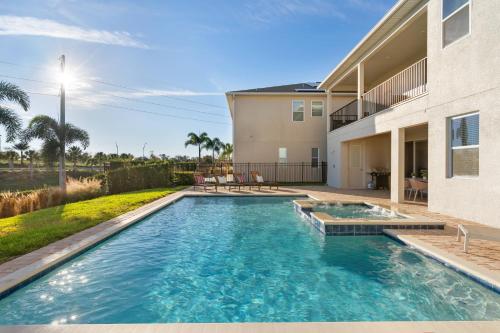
[{"left": 227, "top": 0, "right": 500, "bottom": 227}]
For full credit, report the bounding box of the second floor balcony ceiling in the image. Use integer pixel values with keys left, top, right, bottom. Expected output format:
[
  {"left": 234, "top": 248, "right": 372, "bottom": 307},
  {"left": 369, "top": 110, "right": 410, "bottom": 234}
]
[{"left": 321, "top": 0, "right": 429, "bottom": 132}]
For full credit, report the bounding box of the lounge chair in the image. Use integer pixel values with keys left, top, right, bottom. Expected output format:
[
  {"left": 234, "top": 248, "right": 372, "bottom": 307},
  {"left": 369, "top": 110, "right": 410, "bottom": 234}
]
[
  {"left": 215, "top": 175, "right": 236, "bottom": 190},
  {"left": 228, "top": 173, "right": 251, "bottom": 191},
  {"left": 193, "top": 174, "right": 217, "bottom": 192},
  {"left": 457, "top": 224, "right": 500, "bottom": 253},
  {"left": 250, "top": 171, "right": 279, "bottom": 190}
]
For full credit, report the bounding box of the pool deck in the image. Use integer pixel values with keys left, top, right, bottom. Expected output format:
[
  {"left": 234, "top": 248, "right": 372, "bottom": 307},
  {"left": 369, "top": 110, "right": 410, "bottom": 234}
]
[{"left": 1, "top": 185, "right": 500, "bottom": 332}]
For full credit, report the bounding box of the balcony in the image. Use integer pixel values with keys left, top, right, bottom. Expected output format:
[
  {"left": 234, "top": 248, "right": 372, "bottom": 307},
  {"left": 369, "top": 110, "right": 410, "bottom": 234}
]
[
  {"left": 329, "top": 58, "right": 427, "bottom": 132},
  {"left": 363, "top": 57, "right": 427, "bottom": 117},
  {"left": 329, "top": 99, "right": 358, "bottom": 131}
]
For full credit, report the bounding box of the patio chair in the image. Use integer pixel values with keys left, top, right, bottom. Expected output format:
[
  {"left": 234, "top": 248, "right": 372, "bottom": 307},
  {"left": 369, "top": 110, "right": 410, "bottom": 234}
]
[
  {"left": 228, "top": 173, "right": 249, "bottom": 191},
  {"left": 215, "top": 175, "right": 237, "bottom": 190},
  {"left": 404, "top": 179, "right": 414, "bottom": 198},
  {"left": 193, "top": 173, "right": 217, "bottom": 192},
  {"left": 457, "top": 224, "right": 500, "bottom": 253},
  {"left": 408, "top": 178, "right": 427, "bottom": 201},
  {"left": 250, "top": 171, "right": 279, "bottom": 190}
]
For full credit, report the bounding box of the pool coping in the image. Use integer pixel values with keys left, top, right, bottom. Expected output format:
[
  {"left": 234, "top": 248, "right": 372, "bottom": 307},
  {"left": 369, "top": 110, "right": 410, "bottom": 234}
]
[
  {"left": 384, "top": 229, "right": 500, "bottom": 292},
  {"left": 0, "top": 190, "right": 310, "bottom": 296},
  {"left": 1, "top": 321, "right": 500, "bottom": 333}
]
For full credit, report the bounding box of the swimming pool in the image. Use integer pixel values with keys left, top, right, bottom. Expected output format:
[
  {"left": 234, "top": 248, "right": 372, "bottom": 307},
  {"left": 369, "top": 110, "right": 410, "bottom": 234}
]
[{"left": 0, "top": 196, "right": 499, "bottom": 324}]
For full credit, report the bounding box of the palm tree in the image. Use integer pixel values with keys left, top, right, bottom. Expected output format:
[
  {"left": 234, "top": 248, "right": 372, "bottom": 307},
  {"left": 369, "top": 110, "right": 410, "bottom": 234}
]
[
  {"left": 184, "top": 132, "right": 208, "bottom": 163},
  {"left": 67, "top": 146, "right": 83, "bottom": 171},
  {"left": 26, "top": 149, "right": 39, "bottom": 178},
  {"left": 221, "top": 143, "right": 233, "bottom": 161},
  {"left": 13, "top": 140, "right": 29, "bottom": 167},
  {"left": 203, "top": 137, "right": 223, "bottom": 162},
  {"left": 25, "top": 115, "right": 89, "bottom": 191},
  {"left": 0, "top": 81, "right": 30, "bottom": 142},
  {"left": 5, "top": 150, "right": 19, "bottom": 169},
  {"left": 94, "top": 152, "right": 107, "bottom": 170}
]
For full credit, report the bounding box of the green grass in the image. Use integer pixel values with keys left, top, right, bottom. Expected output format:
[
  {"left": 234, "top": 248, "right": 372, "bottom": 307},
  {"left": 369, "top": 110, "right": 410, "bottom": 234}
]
[{"left": 0, "top": 186, "right": 185, "bottom": 263}]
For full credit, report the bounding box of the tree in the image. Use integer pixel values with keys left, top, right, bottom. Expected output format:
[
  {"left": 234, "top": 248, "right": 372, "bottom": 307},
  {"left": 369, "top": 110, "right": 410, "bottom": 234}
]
[
  {"left": 119, "top": 153, "right": 134, "bottom": 160},
  {"left": 221, "top": 143, "right": 233, "bottom": 161},
  {"left": 13, "top": 141, "right": 29, "bottom": 167},
  {"left": 0, "top": 81, "right": 30, "bottom": 142},
  {"left": 26, "top": 149, "right": 39, "bottom": 168},
  {"left": 5, "top": 150, "right": 18, "bottom": 169},
  {"left": 94, "top": 152, "right": 107, "bottom": 169},
  {"left": 184, "top": 132, "right": 208, "bottom": 163},
  {"left": 67, "top": 146, "right": 83, "bottom": 171},
  {"left": 203, "top": 137, "right": 223, "bottom": 162},
  {"left": 25, "top": 115, "right": 89, "bottom": 186}
]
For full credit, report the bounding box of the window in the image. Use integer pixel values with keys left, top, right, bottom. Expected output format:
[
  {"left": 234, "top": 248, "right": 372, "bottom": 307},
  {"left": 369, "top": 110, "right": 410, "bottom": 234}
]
[
  {"left": 311, "top": 101, "right": 324, "bottom": 117},
  {"left": 449, "top": 112, "right": 479, "bottom": 177},
  {"left": 292, "top": 100, "right": 304, "bottom": 122},
  {"left": 279, "top": 147, "right": 287, "bottom": 163},
  {"left": 311, "top": 148, "right": 319, "bottom": 168},
  {"left": 442, "top": 0, "right": 470, "bottom": 47}
]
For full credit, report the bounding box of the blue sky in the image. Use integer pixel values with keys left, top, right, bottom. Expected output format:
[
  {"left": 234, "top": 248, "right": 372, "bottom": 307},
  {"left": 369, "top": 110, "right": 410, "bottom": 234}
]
[{"left": 0, "top": 0, "right": 395, "bottom": 157}]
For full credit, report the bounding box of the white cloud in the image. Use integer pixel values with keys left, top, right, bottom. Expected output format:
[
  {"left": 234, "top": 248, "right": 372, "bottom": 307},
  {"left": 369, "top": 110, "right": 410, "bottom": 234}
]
[
  {"left": 244, "top": 0, "right": 345, "bottom": 24},
  {"left": 0, "top": 15, "right": 148, "bottom": 48}
]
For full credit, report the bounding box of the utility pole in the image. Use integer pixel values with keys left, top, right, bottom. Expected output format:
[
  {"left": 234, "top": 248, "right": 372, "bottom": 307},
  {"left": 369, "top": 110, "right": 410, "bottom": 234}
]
[
  {"left": 115, "top": 142, "right": 119, "bottom": 156},
  {"left": 59, "top": 55, "right": 66, "bottom": 193},
  {"left": 142, "top": 142, "right": 147, "bottom": 159}
]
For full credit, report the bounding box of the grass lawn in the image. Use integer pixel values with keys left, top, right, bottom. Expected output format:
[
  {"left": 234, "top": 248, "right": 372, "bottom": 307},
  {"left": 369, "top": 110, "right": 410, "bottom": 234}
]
[{"left": 0, "top": 186, "right": 185, "bottom": 264}]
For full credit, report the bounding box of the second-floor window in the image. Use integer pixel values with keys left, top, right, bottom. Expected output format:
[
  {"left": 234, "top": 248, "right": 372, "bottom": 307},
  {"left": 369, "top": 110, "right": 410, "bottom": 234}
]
[
  {"left": 292, "top": 100, "right": 304, "bottom": 122},
  {"left": 442, "top": 0, "right": 470, "bottom": 47},
  {"left": 311, "top": 101, "right": 324, "bottom": 117}
]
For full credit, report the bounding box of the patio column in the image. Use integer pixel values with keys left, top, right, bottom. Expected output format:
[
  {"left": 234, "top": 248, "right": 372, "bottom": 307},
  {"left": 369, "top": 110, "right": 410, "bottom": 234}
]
[
  {"left": 326, "top": 89, "right": 332, "bottom": 132},
  {"left": 391, "top": 128, "right": 405, "bottom": 203},
  {"left": 357, "top": 62, "right": 364, "bottom": 120}
]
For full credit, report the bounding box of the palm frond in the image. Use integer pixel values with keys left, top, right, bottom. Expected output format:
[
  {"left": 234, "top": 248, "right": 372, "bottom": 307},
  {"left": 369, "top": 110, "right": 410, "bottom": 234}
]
[
  {"left": 0, "top": 81, "right": 30, "bottom": 111},
  {"left": 0, "top": 106, "right": 22, "bottom": 142}
]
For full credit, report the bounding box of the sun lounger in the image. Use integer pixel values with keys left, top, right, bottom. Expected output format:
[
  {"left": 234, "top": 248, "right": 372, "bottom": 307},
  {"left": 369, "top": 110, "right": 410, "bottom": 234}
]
[
  {"left": 193, "top": 174, "right": 217, "bottom": 192},
  {"left": 227, "top": 173, "right": 249, "bottom": 191},
  {"left": 457, "top": 224, "right": 500, "bottom": 253},
  {"left": 250, "top": 171, "right": 279, "bottom": 190}
]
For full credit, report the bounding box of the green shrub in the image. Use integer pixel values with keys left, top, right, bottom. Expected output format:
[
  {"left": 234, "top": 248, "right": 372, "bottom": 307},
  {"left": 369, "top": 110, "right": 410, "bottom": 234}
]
[
  {"left": 106, "top": 164, "right": 173, "bottom": 194},
  {"left": 173, "top": 171, "right": 194, "bottom": 185}
]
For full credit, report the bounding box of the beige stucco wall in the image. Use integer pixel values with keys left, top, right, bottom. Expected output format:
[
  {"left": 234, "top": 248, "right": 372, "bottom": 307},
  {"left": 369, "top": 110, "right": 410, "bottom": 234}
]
[
  {"left": 327, "top": 0, "right": 500, "bottom": 226},
  {"left": 232, "top": 94, "right": 327, "bottom": 163}
]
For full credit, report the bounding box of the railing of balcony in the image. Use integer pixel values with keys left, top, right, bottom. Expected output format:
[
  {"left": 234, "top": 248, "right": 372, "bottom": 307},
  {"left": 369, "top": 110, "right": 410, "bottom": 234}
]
[
  {"left": 363, "top": 57, "right": 427, "bottom": 117},
  {"left": 329, "top": 99, "right": 358, "bottom": 132}
]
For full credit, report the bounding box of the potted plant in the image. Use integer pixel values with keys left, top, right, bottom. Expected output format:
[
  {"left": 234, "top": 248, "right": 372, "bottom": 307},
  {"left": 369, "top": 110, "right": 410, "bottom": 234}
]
[
  {"left": 420, "top": 169, "right": 428, "bottom": 180},
  {"left": 411, "top": 172, "right": 416, "bottom": 179}
]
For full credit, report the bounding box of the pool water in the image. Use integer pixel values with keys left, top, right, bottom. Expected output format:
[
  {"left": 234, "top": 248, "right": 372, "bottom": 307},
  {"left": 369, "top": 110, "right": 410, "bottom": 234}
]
[
  {"left": 313, "top": 203, "right": 403, "bottom": 220},
  {"left": 0, "top": 196, "right": 499, "bottom": 324}
]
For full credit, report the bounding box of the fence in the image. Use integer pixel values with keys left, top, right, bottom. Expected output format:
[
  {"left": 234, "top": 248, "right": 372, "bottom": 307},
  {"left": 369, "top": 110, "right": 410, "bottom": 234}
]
[
  {"left": 363, "top": 57, "right": 427, "bottom": 117},
  {"left": 172, "top": 162, "right": 328, "bottom": 184},
  {"left": 329, "top": 99, "right": 358, "bottom": 131}
]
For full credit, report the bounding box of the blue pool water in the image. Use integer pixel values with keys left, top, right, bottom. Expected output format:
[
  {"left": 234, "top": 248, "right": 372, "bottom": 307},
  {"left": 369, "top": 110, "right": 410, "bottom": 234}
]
[
  {"left": 313, "top": 203, "right": 403, "bottom": 220},
  {"left": 1, "top": 196, "right": 500, "bottom": 324}
]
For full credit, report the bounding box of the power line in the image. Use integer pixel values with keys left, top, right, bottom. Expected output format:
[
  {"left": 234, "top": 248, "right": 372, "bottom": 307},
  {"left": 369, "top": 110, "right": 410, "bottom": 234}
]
[
  {"left": 0, "top": 73, "right": 229, "bottom": 118},
  {"left": 0, "top": 59, "right": 227, "bottom": 109},
  {"left": 26, "top": 91, "right": 230, "bottom": 126}
]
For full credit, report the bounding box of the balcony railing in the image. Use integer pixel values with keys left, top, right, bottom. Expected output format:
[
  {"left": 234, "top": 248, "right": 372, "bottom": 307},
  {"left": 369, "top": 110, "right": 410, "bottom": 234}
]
[
  {"left": 363, "top": 57, "right": 427, "bottom": 117},
  {"left": 329, "top": 99, "right": 358, "bottom": 131}
]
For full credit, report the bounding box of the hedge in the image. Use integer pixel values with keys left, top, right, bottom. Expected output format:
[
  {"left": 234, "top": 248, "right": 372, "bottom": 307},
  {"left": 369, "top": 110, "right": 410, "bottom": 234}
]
[
  {"left": 173, "top": 171, "right": 194, "bottom": 185},
  {"left": 107, "top": 164, "right": 173, "bottom": 194}
]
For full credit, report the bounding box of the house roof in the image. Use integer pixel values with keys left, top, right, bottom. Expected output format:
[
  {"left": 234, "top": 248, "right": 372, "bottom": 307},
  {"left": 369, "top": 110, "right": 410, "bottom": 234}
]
[{"left": 226, "top": 82, "right": 325, "bottom": 94}]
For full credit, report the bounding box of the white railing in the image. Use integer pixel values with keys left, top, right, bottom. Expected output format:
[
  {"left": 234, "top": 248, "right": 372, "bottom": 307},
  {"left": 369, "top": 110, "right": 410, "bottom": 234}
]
[{"left": 363, "top": 57, "right": 427, "bottom": 117}]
